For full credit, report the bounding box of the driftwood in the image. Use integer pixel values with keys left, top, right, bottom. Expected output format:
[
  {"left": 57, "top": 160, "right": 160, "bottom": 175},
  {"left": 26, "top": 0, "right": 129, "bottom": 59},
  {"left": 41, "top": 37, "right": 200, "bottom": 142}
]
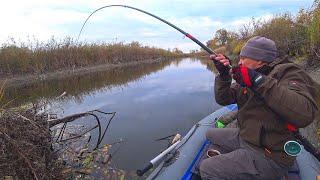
[
  {"left": 49, "top": 110, "right": 116, "bottom": 149},
  {"left": 48, "top": 109, "right": 111, "bottom": 177},
  {"left": 1, "top": 101, "right": 119, "bottom": 179},
  {"left": 59, "top": 125, "right": 98, "bottom": 142},
  {"left": 48, "top": 112, "right": 90, "bottom": 127}
]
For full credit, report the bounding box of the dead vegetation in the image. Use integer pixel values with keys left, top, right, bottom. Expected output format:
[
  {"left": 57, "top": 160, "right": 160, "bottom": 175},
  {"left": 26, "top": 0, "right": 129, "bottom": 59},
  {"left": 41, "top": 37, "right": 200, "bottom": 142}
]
[
  {"left": 0, "top": 94, "right": 130, "bottom": 179},
  {"left": 0, "top": 38, "right": 184, "bottom": 77},
  {"left": 0, "top": 107, "right": 62, "bottom": 179}
]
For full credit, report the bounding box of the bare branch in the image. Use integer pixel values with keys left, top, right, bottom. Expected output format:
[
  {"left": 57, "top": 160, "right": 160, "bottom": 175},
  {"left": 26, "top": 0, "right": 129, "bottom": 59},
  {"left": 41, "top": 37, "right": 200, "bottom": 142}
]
[{"left": 48, "top": 112, "right": 89, "bottom": 127}]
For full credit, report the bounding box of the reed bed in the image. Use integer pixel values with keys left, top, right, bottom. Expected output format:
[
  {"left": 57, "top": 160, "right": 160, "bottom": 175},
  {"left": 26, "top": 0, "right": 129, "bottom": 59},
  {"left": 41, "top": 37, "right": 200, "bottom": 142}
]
[{"left": 0, "top": 38, "right": 184, "bottom": 76}]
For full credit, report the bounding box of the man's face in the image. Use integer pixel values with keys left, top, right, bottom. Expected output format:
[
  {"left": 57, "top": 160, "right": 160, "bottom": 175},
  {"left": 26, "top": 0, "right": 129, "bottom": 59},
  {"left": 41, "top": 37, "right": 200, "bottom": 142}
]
[{"left": 238, "top": 56, "right": 265, "bottom": 69}]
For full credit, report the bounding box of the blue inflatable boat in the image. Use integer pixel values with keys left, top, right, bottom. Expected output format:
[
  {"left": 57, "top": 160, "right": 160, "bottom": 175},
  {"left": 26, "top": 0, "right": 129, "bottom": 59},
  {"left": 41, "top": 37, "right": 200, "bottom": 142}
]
[{"left": 145, "top": 104, "right": 320, "bottom": 180}]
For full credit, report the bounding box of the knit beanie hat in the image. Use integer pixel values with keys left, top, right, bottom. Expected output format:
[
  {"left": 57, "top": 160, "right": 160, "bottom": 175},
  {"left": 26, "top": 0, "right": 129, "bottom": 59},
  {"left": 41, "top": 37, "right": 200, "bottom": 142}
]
[{"left": 240, "top": 36, "right": 277, "bottom": 63}]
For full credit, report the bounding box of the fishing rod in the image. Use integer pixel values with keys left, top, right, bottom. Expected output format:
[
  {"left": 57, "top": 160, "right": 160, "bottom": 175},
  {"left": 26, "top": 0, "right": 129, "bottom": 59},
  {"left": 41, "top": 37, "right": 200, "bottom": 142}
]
[
  {"left": 78, "top": 4, "right": 221, "bottom": 58},
  {"left": 77, "top": 5, "right": 214, "bottom": 54}
]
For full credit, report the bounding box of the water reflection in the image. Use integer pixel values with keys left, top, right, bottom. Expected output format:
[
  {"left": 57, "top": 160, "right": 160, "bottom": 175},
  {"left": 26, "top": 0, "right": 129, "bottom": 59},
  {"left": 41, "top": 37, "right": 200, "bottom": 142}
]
[
  {"left": 4, "top": 59, "right": 176, "bottom": 107},
  {"left": 5, "top": 58, "right": 221, "bottom": 173}
]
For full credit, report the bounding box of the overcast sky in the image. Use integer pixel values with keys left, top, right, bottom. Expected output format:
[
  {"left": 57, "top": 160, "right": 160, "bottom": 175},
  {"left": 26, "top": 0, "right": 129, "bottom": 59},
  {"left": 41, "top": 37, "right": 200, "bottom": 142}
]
[{"left": 0, "top": 0, "right": 314, "bottom": 52}]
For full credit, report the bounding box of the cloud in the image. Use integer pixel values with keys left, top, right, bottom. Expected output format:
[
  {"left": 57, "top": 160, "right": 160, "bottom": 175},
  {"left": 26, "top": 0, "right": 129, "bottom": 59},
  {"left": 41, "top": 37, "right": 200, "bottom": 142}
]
[
  {"left": 224, "top": 13, "right": 274, "bottom": 30},
  {"left": 138, "top": 28, "right": 165, "bottom": 37},
  {"left": 0, "top": 0, "right": 314, "bottom": 51},
  {"left": 122, "top": 10, "right": 163, "bottom": 26}
]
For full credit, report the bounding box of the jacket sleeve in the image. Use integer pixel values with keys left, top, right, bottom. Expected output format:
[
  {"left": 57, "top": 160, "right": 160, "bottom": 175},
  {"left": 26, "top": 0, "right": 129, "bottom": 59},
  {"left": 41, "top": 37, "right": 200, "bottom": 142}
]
[
  {"left": 214, "top": 75, "right": 238, "bottom": 105},
  {"left": 253, "top": 66, "right": 319, "bottom": 128}
]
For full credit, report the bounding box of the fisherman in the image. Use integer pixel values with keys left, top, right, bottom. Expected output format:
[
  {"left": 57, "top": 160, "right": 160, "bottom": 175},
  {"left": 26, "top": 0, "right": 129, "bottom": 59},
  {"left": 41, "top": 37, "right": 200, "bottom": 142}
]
[{"left": 199, "top": 36, "right": 319, "bottom": 180}]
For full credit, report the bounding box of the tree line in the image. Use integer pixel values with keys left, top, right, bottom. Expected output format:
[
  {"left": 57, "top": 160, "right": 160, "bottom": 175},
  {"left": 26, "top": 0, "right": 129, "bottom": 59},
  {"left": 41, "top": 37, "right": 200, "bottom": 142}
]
[{"left": 206, "top": 0, "right": 320, "bottom": 66}]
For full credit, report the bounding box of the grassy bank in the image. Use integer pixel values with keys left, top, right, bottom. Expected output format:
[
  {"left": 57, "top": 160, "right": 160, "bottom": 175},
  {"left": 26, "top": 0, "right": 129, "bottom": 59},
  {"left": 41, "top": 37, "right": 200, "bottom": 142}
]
[{"left": 0, "top": 38, "right": 184, "bottom": 77}]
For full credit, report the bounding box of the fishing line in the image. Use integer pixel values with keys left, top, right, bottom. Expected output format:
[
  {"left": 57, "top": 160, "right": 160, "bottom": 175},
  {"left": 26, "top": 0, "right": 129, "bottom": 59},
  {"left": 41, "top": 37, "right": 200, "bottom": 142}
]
[{"left": 77, "top": 4, "right": 217, "bottom": 55}]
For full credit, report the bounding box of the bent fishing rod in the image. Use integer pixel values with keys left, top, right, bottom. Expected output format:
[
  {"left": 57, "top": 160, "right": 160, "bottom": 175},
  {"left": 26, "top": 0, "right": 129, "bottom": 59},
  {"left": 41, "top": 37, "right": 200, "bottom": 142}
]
[
  {"left": 78, "top": 4, "right": 214, "bottom": 54},
  {"left": 78, "top": 4, "right": 232, "bottom": 68}
]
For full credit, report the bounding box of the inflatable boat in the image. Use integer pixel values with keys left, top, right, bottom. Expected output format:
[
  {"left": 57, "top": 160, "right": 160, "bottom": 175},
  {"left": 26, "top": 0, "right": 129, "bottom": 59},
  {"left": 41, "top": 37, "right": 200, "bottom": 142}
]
[{"left": 142, "top": 104, "right": 320, "bottom": 180}]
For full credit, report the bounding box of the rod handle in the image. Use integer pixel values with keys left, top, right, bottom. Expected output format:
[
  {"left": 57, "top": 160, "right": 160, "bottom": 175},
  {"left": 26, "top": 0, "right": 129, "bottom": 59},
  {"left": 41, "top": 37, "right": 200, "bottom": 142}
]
[{"left": 136, "top": 162, "right": 153, "bottom": 176}]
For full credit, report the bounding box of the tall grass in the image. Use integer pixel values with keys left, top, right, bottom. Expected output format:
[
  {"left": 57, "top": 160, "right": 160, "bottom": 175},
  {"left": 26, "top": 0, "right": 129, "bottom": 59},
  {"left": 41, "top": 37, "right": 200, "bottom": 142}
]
[{"left": 0, "top": 38, "right": 184, "bottom": 76}]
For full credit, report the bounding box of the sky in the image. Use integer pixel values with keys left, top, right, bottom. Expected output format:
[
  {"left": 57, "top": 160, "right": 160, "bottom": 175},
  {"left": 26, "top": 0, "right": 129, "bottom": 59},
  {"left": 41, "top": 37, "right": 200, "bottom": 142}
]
[{"left": 0, "top": 0, "right": 315, "bottom": 52}]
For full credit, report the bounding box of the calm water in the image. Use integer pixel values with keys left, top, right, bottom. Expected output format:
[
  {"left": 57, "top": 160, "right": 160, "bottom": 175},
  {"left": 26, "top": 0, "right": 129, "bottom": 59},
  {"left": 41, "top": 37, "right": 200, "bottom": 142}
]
[{"left": 6, "top": 58, "right": 222, "bottom": 171}]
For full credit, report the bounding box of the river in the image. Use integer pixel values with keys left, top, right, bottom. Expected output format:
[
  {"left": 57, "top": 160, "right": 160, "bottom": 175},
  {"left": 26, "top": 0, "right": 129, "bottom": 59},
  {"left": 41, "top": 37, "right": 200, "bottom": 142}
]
[{"left": 4, "top": 57, "right": 222, "bottom": 172}]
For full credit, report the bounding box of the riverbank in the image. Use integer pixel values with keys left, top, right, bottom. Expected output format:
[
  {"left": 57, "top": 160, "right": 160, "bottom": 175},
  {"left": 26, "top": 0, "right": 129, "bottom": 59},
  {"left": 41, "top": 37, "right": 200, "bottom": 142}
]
[
  {"left": 0, "top": 39, "right": 185, "bottom": 77},
  {"left": 0, "top": 57, "right": 174, "bottom": 89}
]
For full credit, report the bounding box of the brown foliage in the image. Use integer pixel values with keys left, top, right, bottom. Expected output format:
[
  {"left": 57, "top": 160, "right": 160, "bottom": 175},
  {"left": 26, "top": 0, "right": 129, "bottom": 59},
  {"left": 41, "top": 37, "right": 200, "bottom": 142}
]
[
  {"left": 0, "top": 38, "right": 184, "bottom": 76},
  {"left": 207, "top": 1, "right": 320, "bottom": 66},
  {"left": 0, "top": 108, "right": 62, "bottom": 179}
]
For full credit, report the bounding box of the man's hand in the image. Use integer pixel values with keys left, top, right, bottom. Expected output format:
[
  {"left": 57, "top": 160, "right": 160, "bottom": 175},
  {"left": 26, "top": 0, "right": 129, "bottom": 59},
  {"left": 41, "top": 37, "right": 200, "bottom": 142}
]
[
  {"left": 209, "top": 54, "right": 231, "bottom": 76},
  {"left": 231, "top": 65, "right": 265, "bottom": 87}
]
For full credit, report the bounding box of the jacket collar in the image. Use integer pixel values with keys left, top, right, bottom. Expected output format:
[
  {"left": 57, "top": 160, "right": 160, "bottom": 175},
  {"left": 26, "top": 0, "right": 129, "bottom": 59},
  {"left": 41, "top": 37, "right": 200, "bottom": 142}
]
[
  {"left": 268, "top": 56, "right": 291, "bottom": 68},
  {"left": 256, "top": 56, "right": 291, "bottom": 75}
]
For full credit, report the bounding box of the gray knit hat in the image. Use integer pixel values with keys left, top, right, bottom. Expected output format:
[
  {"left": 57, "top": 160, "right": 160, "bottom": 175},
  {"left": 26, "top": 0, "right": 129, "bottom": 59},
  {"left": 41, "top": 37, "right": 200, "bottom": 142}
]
[{"left": 240, "top": 36, "right": 277, "bottom": 62}]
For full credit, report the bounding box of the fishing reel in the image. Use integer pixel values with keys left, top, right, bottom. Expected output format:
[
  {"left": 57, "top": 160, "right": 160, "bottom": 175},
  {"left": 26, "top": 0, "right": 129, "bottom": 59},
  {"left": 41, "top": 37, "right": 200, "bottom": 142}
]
[{"left": 284, "top": 140, "right": 302, "bottom": 156}]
